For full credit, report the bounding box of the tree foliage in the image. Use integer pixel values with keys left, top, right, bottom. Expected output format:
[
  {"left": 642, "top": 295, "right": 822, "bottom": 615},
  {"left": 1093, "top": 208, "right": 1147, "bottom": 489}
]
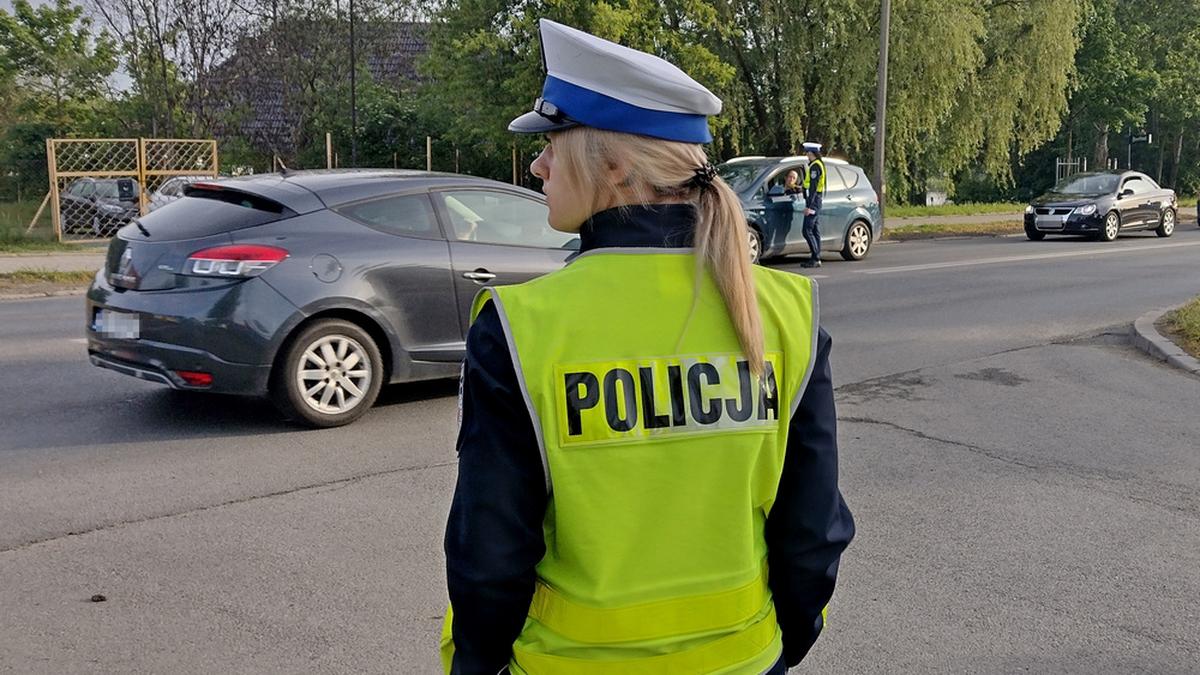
[
  {"left": 0, "top": 0, "right": 118, "bottom": 128},
  {"left": 7, "top": 0, "right": 1200, "bottom": 201}
]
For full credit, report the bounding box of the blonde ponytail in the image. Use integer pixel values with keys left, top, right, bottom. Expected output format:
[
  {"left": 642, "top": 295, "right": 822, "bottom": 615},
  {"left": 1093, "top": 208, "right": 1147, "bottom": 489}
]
[
  {"left": 693, "top": 177, "right": 765, "bottom": 376},
  {"left": 549, "top": 127, "right": 765, "bottom": 376}
]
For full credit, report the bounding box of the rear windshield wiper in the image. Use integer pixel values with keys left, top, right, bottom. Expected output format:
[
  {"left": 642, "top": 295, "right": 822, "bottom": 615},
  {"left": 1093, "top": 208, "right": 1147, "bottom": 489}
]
[{"left": 133, "top": 218, "right": 150, "bottom": 237}]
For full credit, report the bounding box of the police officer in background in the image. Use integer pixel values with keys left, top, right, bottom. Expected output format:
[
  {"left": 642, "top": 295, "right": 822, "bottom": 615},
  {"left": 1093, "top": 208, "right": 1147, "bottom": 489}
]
[
  {"left": 800, "top": 142, "right": 825, "bottom": 269},
  {"left": 442, "top": 19, "right": 854, "bottom": 674}
]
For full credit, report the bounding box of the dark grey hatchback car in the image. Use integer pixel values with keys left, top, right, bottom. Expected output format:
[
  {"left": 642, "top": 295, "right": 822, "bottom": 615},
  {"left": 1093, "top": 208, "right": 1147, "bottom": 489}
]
[{"left": 87, "top": 170, "right": 576, "bottom": 427}]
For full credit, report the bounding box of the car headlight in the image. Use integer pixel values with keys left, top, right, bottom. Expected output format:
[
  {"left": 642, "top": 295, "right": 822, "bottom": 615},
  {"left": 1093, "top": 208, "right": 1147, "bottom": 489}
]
[
  {"left": 1075, "top": 204, "right": 1097, "bottom": 216},
  {"left": 1025, "top": 205, "right": 1034, "bottom": 214}
]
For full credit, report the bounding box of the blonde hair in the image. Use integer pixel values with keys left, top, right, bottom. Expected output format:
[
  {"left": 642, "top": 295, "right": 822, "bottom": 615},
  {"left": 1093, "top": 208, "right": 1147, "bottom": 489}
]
[{"left": 550, "top": 127, "right": 765, "bottom": 375}]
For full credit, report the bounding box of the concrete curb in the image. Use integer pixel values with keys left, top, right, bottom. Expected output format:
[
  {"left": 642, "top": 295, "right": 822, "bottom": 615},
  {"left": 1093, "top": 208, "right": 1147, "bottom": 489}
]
[
  {"left": 1132, "top": 307, "right": 1200, "bottom": 376},
  {"left": 0, "top": 288, "right": 87, "bottom": 302}
]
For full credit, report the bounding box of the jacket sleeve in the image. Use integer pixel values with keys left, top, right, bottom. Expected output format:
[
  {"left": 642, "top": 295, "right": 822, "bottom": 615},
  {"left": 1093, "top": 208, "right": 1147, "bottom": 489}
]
[
  {"left": 444, "top": 300, "right": 548, "bottom": 675},
  {"left": 765, "top": 327, "right": 855, "bottom": 666}
]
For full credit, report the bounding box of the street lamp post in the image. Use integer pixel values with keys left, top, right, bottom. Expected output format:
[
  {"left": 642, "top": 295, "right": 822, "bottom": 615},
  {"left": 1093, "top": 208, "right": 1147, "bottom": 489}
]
[
  {"left": 873, "top": 0, "right": 891, "bottom": 219},
  {"left": 349, "top": 0, "right": 358, "bottom": 167}
]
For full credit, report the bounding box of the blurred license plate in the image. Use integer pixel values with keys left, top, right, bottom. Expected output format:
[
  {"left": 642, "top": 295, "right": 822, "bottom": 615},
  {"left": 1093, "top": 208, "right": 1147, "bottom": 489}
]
[{"left": 93, "top": 309, "right": 140, "bottom": 339}]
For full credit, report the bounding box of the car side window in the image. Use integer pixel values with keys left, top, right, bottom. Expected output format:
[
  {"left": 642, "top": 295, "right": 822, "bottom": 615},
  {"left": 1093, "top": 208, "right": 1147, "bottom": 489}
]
[
  {"left": 836, "top": 166, "right": 860, "bottom": 190},
  {"left": 764, "top": 166, "right": 804, "bottom": 195},
  {"left": 824, "top": 165, "right": 847, "bottom": 192},
  {"left": 1123, "top": 178, "right": 1150, "bottom": 195},
  {"left": 338, "top": 193, "right": 441, "bottom": 239},
  {"left": 436, "top": 190, "right": 574, "bottom": 249}
]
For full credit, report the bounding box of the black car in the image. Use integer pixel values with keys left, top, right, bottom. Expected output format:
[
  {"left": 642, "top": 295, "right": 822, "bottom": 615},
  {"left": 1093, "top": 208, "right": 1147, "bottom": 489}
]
[
  {"left": 86, "top": 170, "right": 576, "bottom": 427},
  {"left": 61, "top": 177, "right": 141, "bottom": 237},
  {"left": 1025, "top": 171, "right": 1177, "bottom": 242}
]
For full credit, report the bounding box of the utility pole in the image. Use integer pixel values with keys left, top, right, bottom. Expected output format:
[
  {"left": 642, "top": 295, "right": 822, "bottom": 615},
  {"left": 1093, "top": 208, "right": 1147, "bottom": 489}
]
[
  {"left": 873, "top": 0, "right": 891, "bottom": 219},
  {"left": 348, "top": 0, "right": 358, "bottom": 167}
]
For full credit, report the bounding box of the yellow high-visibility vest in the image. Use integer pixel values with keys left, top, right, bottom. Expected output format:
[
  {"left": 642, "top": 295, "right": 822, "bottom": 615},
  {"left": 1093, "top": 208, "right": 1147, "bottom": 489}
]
[
  {"left": 443, "top": 247, "right": 819, "bottom": 674},
  {"left": 802, "top": 158, "right": 827, "bottom": 194}
]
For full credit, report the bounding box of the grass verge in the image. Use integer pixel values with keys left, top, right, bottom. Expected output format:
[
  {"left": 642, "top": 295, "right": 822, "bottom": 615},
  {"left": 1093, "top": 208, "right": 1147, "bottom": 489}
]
[
  {"left": 883, "top": 221, "right": 1024, "bottom": 241},
  {"left": 886, "top": 202, "right": 1024, "bottom": 218},
  {"left": 1161, "top": 297, "right": 1200, "bottom": 359},
  {"left": 1, "top": 199, "right": 97, "bottom": 253},
  {"left": 0, "top": 269, "right": 95, "bottom": 296}
]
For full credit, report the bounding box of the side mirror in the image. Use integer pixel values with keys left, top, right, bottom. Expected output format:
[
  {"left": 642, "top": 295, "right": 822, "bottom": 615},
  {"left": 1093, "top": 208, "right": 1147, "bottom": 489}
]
[
  {"left": 767, "top": 185, "right": 785, "bottom": 197},
  {"left": 1119, "top": 188, "right": 1134, "bottom": 198}
]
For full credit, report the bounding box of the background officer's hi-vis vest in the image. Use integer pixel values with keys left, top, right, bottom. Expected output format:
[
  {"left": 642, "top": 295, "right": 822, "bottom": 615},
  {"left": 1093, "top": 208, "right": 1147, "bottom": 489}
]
[
  {"left": 802, "top": 158, "right": 826, "bottom": 194},
  {"left": 442, "top": 248, "right": 819, "bottom": 674}
]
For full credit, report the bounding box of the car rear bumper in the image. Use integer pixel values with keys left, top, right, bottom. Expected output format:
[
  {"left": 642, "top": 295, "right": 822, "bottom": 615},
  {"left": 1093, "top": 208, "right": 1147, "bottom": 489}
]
[
  {"left": 87, "top": 342, "right": 272, "bottom": 394},
  {"left": 86, "top": 271, "right": 297, "bottom": 395}
]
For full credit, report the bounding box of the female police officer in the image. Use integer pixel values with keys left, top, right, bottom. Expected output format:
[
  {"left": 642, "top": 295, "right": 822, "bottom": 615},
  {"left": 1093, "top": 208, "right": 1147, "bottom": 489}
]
[{"left": 443, "top": 19, "right": 854, "bottom": 674}]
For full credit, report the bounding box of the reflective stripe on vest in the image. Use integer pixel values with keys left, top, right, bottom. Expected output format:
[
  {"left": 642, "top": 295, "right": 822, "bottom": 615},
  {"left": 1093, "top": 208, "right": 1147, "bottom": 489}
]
[
  {"left": 802, "top": 158, "right": 826, "bottom": 193},
  {"left": 443, "top": 249, "right": 818, "bottom": 674},
  {"left": 512, "top": 606, "right": 780, "bottom": 675},
  {"left": 528, "top": 566, "right": 769, "bottom": 644}
]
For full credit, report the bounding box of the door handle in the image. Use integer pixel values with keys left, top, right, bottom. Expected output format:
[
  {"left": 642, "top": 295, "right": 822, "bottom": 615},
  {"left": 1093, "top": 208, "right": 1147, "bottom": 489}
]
[{"left": 462, "top": 270, "right": 496, "bottom": 282}]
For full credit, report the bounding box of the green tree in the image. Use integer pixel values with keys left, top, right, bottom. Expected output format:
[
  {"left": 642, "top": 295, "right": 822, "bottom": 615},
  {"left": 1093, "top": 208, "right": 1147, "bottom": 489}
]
[
  {"left": 420, "top": 0, "right": 1082, "bottom": 199},
  {"left": 419, "top": 0, "right": 735, "bottom": 180},
  {"left": 0, "top": 0, "right": 118, "bottom": 131},
  {"left": 1068, "top": 0, "right": 1156, "bottom": 169}
]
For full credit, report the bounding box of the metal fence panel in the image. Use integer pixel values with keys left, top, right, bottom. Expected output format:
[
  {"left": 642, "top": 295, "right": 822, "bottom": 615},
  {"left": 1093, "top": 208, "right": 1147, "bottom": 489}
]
[{"left": 47, "top": 138, "right": 219, "bottom": 242}]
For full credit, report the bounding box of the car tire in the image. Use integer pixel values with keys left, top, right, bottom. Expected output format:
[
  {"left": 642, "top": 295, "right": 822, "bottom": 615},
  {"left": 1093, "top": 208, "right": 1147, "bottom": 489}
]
[
  {"left": 1024, "top": 223, "right": 1046, "bottom": 241},
  {"left": 748, "top": 226, "right": 763, "bottom": 264},
  {"left": 1099, "top": 211, "right": 1120, "bottom": 242},
  {"left": 270, "top": 318, "right": 384, "bottom": 428},
  {"left": 840, "top": 220, "right": 872, "bottom": 260},
  {"left": 1155, "top": 208, "right": 1176, "bottom": 237}
]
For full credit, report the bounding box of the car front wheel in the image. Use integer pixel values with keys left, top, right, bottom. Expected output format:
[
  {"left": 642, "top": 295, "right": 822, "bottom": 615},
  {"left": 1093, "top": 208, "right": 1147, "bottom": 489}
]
[
  {"left": 271, "top": 318, "right": 384, "bottom": 428},
  {"left": 1099, "top": 211, "right": 1120, "bottom": 242},
  {"left": 1024, "top": 223, "right": 1046, "bottom": 241},
  {"left": 840, "top": 221, "right": 872, "bottom": 260},
  {"left": 748, "top": 226, "right": 762, "bottom": 264},
  {"left": 1155, "top": 208, "right": 1175, "bottom": 237}
]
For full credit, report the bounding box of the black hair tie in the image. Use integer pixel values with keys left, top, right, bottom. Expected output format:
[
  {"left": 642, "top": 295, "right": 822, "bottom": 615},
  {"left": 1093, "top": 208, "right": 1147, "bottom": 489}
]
[{"left": 687, "top": 163, "right": 717, "bottom": 192}]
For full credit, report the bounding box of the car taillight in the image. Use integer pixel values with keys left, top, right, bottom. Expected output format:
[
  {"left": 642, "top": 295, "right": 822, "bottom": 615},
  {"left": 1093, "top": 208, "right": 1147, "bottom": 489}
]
[
  {"left": 175, "top": 370, "right": 213, "bottom": 387},
  {"left": 184, "top": 244, "right": 288, "bottom": 277}
]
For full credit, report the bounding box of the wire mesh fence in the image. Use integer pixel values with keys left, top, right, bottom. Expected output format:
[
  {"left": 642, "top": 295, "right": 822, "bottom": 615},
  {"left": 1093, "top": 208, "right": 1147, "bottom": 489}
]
[{"left": 48, "top": 138, "right": 219, "bottom": 242}]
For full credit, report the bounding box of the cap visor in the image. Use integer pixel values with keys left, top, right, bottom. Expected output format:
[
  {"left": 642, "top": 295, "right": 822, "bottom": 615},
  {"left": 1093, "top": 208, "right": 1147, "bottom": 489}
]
[{"left": 508, "top": 111, "right": 580, "bottom": 134}]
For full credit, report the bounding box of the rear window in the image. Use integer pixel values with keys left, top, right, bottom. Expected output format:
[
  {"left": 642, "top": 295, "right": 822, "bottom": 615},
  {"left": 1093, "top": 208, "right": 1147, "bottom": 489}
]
[{"left": 129, "top": 189, "right": 295, "bottom": 241}]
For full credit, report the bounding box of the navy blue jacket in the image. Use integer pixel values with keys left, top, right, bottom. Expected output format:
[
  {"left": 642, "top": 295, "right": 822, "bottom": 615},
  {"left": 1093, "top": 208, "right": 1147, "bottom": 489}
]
[{"left": 444, "top": 204, "right": 854, "bottom": 674}]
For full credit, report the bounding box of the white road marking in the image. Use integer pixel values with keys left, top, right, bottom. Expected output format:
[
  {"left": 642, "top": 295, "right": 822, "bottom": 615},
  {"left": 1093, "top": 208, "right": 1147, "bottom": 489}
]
[{"left": 858, "top": 239, "right": 1200, "bottom": 275}]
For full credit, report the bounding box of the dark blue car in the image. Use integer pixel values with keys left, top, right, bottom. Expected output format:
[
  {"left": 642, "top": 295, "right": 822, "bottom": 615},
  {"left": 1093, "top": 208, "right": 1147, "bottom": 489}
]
[
  {"left": 717, "top": 156, "right": 881, "bottom": 263},
  {"left": 86, "top": 170, "right": 576, "bottom": 427}
]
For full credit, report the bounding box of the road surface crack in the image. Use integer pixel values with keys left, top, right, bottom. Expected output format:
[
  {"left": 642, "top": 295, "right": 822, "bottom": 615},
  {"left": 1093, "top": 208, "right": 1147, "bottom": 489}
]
[
  {"left": 841, "top": 416, "right": 1200, "bottom": 518},
  {"left": 0, "top": 460, "right": 458, "bottom": 554}
]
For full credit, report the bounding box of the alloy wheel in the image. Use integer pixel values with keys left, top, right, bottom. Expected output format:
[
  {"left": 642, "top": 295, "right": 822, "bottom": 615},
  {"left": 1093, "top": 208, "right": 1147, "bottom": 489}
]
[
  {"left": 748, "top": 228, "right": 762, "bottom": 264},
  {"left": 1161, "top": 210, "right": 1175, "bottom": 236},
  {"left": 848, "top": 224, "right": 870, "bottom": 258},
  {"left": 1104, "top": 213, "right": 1120, "bottom": 241},
  {"left": 295, "top": 335, "right": 373, "bottom": 415}
]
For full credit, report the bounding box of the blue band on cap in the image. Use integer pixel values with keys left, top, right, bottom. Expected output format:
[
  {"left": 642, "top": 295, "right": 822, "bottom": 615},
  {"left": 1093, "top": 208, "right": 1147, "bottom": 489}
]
[{"left": 542, "top": 76, "right": 712, "bottom": 143}]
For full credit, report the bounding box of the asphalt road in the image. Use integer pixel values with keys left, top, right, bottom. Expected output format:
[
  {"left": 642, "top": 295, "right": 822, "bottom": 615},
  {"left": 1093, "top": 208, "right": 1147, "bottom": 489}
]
[{"left": 2, "top": 228, "right": 1200, "bottom": 673}]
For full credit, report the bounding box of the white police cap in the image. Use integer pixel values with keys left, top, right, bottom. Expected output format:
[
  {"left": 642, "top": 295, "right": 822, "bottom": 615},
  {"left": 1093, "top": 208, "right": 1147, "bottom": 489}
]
[
  {"left": 802, "top": 142, "right": 823, "bottom": 153},
  {"left": 509, "top": 19, "right": 723, "bottom": 143}
]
